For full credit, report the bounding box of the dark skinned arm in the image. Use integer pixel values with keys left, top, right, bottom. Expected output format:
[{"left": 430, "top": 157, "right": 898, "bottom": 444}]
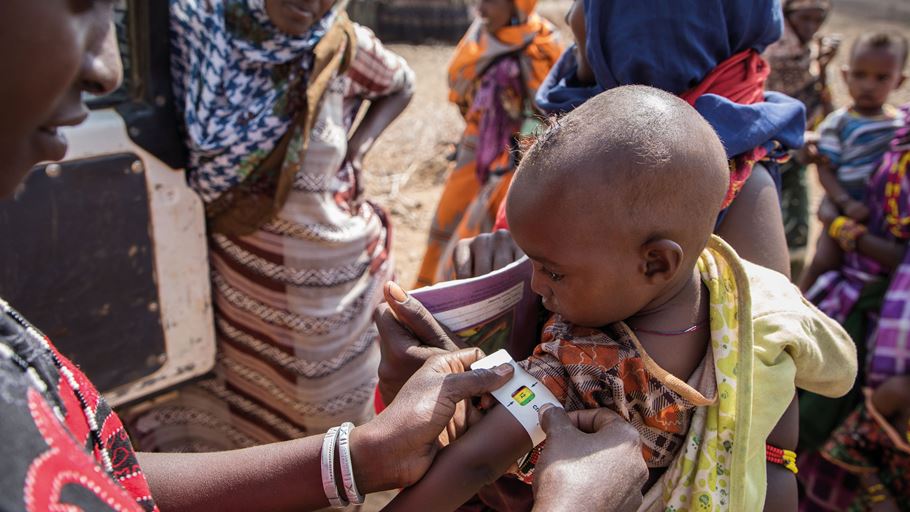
[
  {"left": 763, "top": 395, "right": 799, "bottom": 512},
  {"left": 138, "top": 349, "right": 513, "bottom": 512},
  {"left": 346, "top": 86, "right": 414, "bottom": 171},
  {"left": 385, "top": 406, "right": 533, "bottom": 512},
  {"left": 139, "top": 434, "right": 356, "bottom": 512},
  {"left": 817, "top": 159, "right": 847, "bottom": 203},
  {"left": 816, "top": 159, "right": 870, "bottom": 220},
  {"left": 855, "top": 232, "right": 907, "bottom": 272},
  {"left": 716, "top": 164, "right": 790, "bottom": 277}
]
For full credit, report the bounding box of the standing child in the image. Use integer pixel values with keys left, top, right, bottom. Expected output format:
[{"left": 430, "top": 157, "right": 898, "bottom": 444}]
[
  {"left": 414, "top": 0, "right": 561, "bottom": 287},
  {"left": 383, "top": 86, "right": 857, "bottom": 512},
  {"left": 799, "top": 32, "right": 907, "bottom": 291}
]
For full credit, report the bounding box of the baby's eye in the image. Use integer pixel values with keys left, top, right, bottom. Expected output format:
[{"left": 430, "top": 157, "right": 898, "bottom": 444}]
[{"left": 542, "top": 267, "right": 564, "bottom": 282}]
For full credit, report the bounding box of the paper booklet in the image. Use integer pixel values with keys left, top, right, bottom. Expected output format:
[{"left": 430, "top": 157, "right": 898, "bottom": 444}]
[{"left": 410, "top": 256, "right": 540, "bottom": 356}]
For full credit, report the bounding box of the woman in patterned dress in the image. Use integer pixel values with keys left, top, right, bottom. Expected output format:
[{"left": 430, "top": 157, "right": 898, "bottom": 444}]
[{"left": 124, "top": 0, "right": 415, "bottom": 451}]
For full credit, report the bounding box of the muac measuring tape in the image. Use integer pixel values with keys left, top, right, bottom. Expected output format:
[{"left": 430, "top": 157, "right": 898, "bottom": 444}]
[{"left": 471, "top": 349, "right": 563, "bottom": 446}]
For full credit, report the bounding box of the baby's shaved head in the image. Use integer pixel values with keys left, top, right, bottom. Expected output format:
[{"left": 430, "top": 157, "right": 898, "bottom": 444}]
[{"left": 508, "top": 86, "right": 729, "bottom": 261}]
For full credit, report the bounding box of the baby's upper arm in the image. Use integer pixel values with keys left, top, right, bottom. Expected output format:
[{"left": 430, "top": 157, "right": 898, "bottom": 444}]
[{"left": 748, "top": 262, "right": 857, "bottom": 397}]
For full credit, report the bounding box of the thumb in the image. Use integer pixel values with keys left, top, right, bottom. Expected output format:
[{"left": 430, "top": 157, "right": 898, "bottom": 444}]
[
  {"left": 442, "top": 366, "right": 513, "bottom": 402},
  {"left": 539, "top": 404, "right": 575, "bottom": 438},
  {"left": 384, "top": 282, "right": 461, "bottom": 351}
]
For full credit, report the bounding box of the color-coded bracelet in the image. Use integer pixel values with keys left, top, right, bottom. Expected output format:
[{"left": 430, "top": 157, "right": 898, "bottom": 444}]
[{"left": 765, "top": 444, "right": 798, "bottom": 474}]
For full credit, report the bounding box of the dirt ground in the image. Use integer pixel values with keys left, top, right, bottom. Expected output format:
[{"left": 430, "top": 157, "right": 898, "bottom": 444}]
[{"left": 363, "top": 0, "right": 910, "bottom": 288}]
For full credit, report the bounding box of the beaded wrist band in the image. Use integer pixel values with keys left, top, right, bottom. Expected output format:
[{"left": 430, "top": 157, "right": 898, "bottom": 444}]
[
  {"left": 321, "top": 426, "right": 348, "bottom": 509},
  {"left": 766, "top": 444, "right": 798, "bottom": 474},
  {"left": 864, "top": 483, "right": 888, "bottom": 506},
  {"left": 828, "top": 215, "right": 868, "bottom": 252}
]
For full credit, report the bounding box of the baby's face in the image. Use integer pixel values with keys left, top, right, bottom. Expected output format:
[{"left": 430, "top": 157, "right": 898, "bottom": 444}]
[
  {"left": 843, "top": 46, "right": 905, "bottom": 112},
  {"left": 509, "top": 199, "right": 651, "bottom": 328}
]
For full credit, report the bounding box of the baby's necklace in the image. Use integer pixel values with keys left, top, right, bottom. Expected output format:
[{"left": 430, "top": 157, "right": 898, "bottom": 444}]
[
  {"left": 0, "top": 298, "right": 114, "bottom": 474},
  {"left": 632, "top": 318, "right": 708, "bottom": 337}
]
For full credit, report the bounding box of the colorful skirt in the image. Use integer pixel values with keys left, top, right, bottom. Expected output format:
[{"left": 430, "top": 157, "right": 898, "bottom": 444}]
[
  {"left": 123, "top": 200, "right": 392, "bottom": 451},
  {"left": 799, "top": 389, "right": 910, "bottom": 511},
  {"left": 415, "top": 161, "right": 513, "bottom": 288}
]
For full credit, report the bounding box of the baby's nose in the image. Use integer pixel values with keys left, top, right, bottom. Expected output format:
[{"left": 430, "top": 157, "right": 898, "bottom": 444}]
[{"left": 529, "top": 269, "right": 551, "bottom": 300}]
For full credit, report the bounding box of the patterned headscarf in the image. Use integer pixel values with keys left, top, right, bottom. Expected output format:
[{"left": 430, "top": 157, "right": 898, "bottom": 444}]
[
  {"left": 171, "top": 0, "right": 339, "bottom": 204},
  {"left": 447, "top": 0, "right": 561, "bottom": 110}
]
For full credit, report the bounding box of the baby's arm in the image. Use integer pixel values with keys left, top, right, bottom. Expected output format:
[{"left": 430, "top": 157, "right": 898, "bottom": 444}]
[
  {"left": 763, "top": 395, "right": 798, "bottom": 512},
  {"left": 385, "top": 405, "right": 534, "bottom": 512},
  {"left": 816, "top": 156, "right": 869, "bottom": 221}
]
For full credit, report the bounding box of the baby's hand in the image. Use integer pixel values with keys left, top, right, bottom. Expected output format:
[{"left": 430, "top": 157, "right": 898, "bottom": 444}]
[{"left": 844, "top": 200, "right": 870, "bottom": 222}]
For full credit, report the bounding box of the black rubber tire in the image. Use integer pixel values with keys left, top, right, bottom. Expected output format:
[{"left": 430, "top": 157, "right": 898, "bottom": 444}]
[{"left": 348, "top": 0, "right": 473, "bottom": 44}]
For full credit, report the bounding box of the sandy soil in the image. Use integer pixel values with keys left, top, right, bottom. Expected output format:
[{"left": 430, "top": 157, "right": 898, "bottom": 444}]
[{"left": 363, "top": 0, "right": 910, "bottom": 287}]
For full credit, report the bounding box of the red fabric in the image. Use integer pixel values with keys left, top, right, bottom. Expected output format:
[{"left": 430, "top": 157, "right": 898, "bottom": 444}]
[
  {"left": 374, "top": 385, "right": 386, "bottom": 414},
  {"left": 679, "top": 49, "right": 772, "bottom": 209},
  {"left": 493, "top": 201, "right": 509, "bottom": 231},
  {"left": 679, "top": 49, "right": 769, "bottom": 107}
]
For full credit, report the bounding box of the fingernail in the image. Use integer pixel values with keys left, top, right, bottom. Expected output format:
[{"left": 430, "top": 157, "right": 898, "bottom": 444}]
[
  {"left": 387, "top": 282, "right": 409, "bottom": 304},
  {"left": 538, "top": 403, "right": 554, "bottom": 417},
  {"left": 493, "top": 363, "right": 513, "bottom": 376}
]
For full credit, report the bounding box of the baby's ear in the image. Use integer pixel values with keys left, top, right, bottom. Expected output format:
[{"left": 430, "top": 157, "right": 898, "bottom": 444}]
[{"left": 638, "top": 239, "right": 683, "bottom": 284}]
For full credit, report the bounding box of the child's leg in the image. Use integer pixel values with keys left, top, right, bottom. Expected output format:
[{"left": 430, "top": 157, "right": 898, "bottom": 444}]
[{"left": 798, "top": 232, "right": 844, "bottom": 293}]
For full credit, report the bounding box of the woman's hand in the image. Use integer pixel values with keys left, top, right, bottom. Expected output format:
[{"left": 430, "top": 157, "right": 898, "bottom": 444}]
[
  {"left": 454, "top": 230, "right": 524, "bottom": 279},
  {"left": 374, "top": 282, "right": 463, "bottom": 403},
  {"left": 532, "top": 406, "right": 648, "bottom": 512},
  {"left": 816, "top": 34, "right": 842, "bottom": 75},
  {"left": 353, "top": 349, "right": 513, "bottom": 491},
  {"left": 798, "top": 131, "right": 828, "bottom": 166},
  {"left": 844, "top": 199, "right": 871, "bottom": 223}
]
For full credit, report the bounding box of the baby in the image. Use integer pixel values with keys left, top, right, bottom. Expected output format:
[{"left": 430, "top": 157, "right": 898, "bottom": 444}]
[
  {"left": 386, "top": 86, "right": 857, "bottom": 511},
  {"left": 800, "top": 32, "right": 907, "bottom": 291}
]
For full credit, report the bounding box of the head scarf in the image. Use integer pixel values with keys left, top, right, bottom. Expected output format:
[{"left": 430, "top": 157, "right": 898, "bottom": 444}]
[
  {"left": 535, "top": 0, "right": 805, "bottom": 173},
  {"left": 171, "top": 0, "right": 340, "bottom": 204},
  {"left": 447, "top": 0, "right": 562, "bottom": 111}
]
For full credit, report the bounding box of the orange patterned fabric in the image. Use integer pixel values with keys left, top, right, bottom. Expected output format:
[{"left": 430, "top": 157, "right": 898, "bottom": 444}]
[
  {"left": 415, "top": 3, "right": 561, "bottom": 287},
  {"left": 447, "top": 0, "right": 562, "bottom": 113},
  {"left": 518, "top": 316, "right": 715, "bottom": 476}
]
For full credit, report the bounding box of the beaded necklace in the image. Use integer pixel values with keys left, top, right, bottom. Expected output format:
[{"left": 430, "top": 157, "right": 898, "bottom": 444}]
[
  {"left": 0, "top": 298, "right": 114, "bottom": 474},
  {"left": 884, "top": 151, "right": 910, "bottom": 239}
]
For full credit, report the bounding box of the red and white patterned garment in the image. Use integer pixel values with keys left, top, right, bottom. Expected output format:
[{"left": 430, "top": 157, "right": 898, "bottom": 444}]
[{"left": 0, "top": 299, "right": 157, "bottom": 512}]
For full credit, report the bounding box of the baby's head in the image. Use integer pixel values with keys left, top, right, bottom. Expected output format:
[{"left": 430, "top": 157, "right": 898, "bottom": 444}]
[
  {"left": 843, "top": 32, "right": 907, "bottom": 113},
  {"left": 506, "top": 86, "right": 728, "bottom": 328}
]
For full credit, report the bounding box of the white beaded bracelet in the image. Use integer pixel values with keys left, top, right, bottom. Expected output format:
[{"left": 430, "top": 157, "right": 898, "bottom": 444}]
[
  {"left": 320, "top": 426, "right": 349, "bottom": 509},
  {"left": 337, "top": 422, "right": 365, "bottom": 505}
]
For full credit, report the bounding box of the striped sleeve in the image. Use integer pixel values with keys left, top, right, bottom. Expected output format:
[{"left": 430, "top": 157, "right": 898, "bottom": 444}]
[
  {"left": 817, "top": 109, "right": 846, "bottom": 168},
  {"left": 345, "top": 23, "right": 415, "bottom": 100}
]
